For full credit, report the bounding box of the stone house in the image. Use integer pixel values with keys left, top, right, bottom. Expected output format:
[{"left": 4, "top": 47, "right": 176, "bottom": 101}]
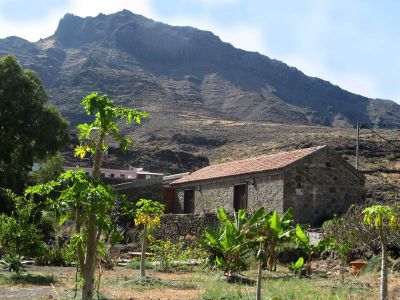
[{"left": 171, "top": 146, "right": 365, "bottom": 225}]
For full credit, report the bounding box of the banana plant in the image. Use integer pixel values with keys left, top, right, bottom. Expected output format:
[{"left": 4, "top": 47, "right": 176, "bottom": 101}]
[
  {"left": 292, "top": 224, "right": 330, "bottom": 276},
  {"left": 289, "top": 257, "right": 305, "bottom": 277},
  {"left": 267, "top": 208, "right": 294, "bottom": 271},
  {"left": 200, "top": 208, "right": 250, "bottom": 279},
  {"left": 241, "top": 208, "right": 294, "bottom": 300}
]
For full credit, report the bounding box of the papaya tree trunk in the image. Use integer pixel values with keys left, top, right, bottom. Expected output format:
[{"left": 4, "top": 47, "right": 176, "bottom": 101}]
[
  {"left": 140, "top": 225, "right": 148, "bottom": 277},
  {"left": 82, "top": 133, "right": 104, "bottom": 300},
  {"left": 256, "top": 257, "right": 263, "bottom": 300},
  {"left": 82, "top": 213, "right": 97, "bottom": 300},
  {"left": 380, "top": 232, "right": 388, "bottom": 300}
]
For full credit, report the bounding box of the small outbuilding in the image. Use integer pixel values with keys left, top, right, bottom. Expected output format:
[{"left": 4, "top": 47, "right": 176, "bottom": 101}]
[{"left": 171, "top": 146, "right": 365, "bottom": 225}]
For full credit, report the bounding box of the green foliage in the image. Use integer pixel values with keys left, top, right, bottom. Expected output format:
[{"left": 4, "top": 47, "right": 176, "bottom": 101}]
[
  {"left": 363, "top": 255, "right": 382, "bottom": 273},
  {"left": 25, "top": 170, "right": 121, "bottom": 270},
  {"left": 29, "top": 153, "right": 65, "bottom": 185},
  {"left": 120, "top": 276, "right": 196, "bottom": 292},
  {"left": 0, "top": 272, "right": 56, "bottom": 285},
  {"left": 292, "top": 224, "right": 331, "bottom": 276},
  {"left": 0, "top": 55, "right": 69, "bottom": 200},
  {"left": 75, "top": 92, "right": 148, "bottom": 160},
  {"left": 0, "top": 190, "right": 45, "bottom": 257},
  {"left": 288, "top": 257, "right": 305, "bottom": 276},
  {"left": 0, "top": 253, "right": 25, "bottom": 274},
  {"left": 201, "top": 208, "right": 250, "bottom": 277},
  {"left": 242, "top": 208, "right": 294, "bottom": 267},
  {"left": 149, "top": 238, "right": 186, "bottom": 271},
  {"left": 362, "top": 205, "right": 398, "bottom": 230},
  {"left": 20, "top": 92, "right": 147, "bottom": 299},
  {"left": 323, "top": 216, "right": 358, "bottom": 263},
  {"left": 34, "top": 244, "right": 73, "bottom": 267},
  {"left": 125, "top": 258, "right": 154, "bottom": 270},
  {"left": 134, "top": 198, "right": 165, "bottom": 227},
  {"left": 26, "top": 170, "right": 118, "bottom": 237}
]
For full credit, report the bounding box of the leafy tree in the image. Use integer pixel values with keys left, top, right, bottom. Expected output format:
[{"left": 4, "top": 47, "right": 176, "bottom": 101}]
[
  {"left": 134, "top": 199, "right": 165, "bottom": 277},
  {"left": 0, "top": 55, "right": 69, "bottom": 206},
  {"left": 201, "top": 208, "right": 250, "bottom": 279},
  {"left": 363, "top": 205, "right": 399, "bottom": 300},
  {"left": 27, "top": 92, "right": 148, "bottom": 300}
]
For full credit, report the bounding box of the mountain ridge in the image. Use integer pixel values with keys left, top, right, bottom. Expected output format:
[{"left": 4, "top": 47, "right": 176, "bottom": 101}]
[{"left": 1, "top": 9, "right": 399, "bottom": 128}]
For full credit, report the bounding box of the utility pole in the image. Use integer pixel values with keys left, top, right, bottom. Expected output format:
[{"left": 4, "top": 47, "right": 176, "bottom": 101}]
[{"left": 356, "top": 122, "right": 360, "bottom": 170}]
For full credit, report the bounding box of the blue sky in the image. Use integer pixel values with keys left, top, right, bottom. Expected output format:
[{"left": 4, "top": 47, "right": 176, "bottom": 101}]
[{"left": 0, "top": 0, "right": 399, "bottom": 103}]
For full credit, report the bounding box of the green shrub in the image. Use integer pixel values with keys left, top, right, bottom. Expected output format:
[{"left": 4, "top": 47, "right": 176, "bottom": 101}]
[
  {"left": 34, "top": 245, "right": 69, "bottom": 266},
  {"left": 0, "top": 253, "right": 25, "bottom": 274},
  {"left": 125, "top": 258, "right": 154, "bottom": 270},
  {"left": 363, "top": 255, "right": 381, "bottom": 273},
  {"left": 149, "top": 238, "right": 185, "bottom": 271},
  {"left": 0, "top": 213, "right": 45, "bottom": 258},
  {"left": 0, "top": 190, "right": 46, "bottom": 258}
]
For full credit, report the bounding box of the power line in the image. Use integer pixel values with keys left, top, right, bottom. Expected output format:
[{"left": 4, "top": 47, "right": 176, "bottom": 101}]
[{"left": 361, "top": 123, "right": 400, "bottom": 151}]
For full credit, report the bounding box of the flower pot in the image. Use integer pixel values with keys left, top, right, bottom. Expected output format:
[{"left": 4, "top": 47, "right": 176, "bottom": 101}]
[{"left": 350, "top": 261, "right": 366, "bottom": 275}]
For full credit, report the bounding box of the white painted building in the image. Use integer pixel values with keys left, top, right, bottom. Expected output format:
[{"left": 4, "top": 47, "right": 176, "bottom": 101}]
[{"left": 63, "top": 166, "right": 163, "bottom": 180}]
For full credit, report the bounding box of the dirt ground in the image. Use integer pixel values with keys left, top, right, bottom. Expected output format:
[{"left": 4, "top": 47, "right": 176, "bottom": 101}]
[
  {"left": 0, "top": 266, "right": 203, "bottom": 300},
  {"left": 0, "top": 264, "right": 399, "bottom": 300}
]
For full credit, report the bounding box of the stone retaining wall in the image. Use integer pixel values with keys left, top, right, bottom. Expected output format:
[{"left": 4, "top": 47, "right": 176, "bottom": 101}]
[{"left": 127, "top": 213, "right": 219, "bottom": 245}]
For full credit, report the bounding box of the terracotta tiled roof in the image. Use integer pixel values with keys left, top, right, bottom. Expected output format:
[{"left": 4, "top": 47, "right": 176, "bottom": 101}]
[{"left": 171, "top": 145, "right": 326, "bottom": 185}]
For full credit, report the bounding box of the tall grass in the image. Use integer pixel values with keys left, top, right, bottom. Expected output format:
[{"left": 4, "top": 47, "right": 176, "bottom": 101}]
[{"left": 199, "top": 270, "right": 372, "bottom": 300}]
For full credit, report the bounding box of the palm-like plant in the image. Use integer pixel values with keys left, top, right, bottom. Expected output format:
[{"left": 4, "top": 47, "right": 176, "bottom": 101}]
[{"left": 0, "top": 253, "right": 25, "bottom": 274}]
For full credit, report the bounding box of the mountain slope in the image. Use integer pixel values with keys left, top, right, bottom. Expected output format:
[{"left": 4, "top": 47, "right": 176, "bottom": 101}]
[{"left": 0, "top": 9, "right": 399, "bottom": 127}]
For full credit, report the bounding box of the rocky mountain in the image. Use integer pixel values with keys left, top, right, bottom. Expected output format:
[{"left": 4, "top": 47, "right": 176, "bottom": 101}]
[{"left": 1, "top": 9, "right": 399, "bottom": 128}]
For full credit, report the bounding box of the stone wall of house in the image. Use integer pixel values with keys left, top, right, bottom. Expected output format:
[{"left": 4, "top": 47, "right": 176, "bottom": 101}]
[
  {"left": 174, "top": 172, "right": 284, "bottom": 214},
  {"left": 283, "top": 149, "right": 364, "bottom": 225}
]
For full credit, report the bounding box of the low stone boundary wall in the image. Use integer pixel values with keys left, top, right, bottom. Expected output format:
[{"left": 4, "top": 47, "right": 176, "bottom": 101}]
[{"left": 127, "top": 213, "right": 219, "bottom": 245}]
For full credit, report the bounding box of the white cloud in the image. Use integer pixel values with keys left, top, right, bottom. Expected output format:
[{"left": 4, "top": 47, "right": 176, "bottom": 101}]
[
  {"left": 0, "top": 14, "right": 64, "bottom": 41},
  {"left": 67, "top": 0, "right": 155, "bottom": 18},
  {"left": 0, "top": 0, "right": 156, "bottom": 41}
]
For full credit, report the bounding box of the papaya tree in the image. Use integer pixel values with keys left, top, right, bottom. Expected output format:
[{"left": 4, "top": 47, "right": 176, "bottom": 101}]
[
  {"left": 26, "top": 93, "right": 148, "bottom": 300},
  {"left": 134, "top": 199, "right": 165, "bottom": 277},
  {"left": 363, "top": 205, "right": 398, "bottom": 300}
]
